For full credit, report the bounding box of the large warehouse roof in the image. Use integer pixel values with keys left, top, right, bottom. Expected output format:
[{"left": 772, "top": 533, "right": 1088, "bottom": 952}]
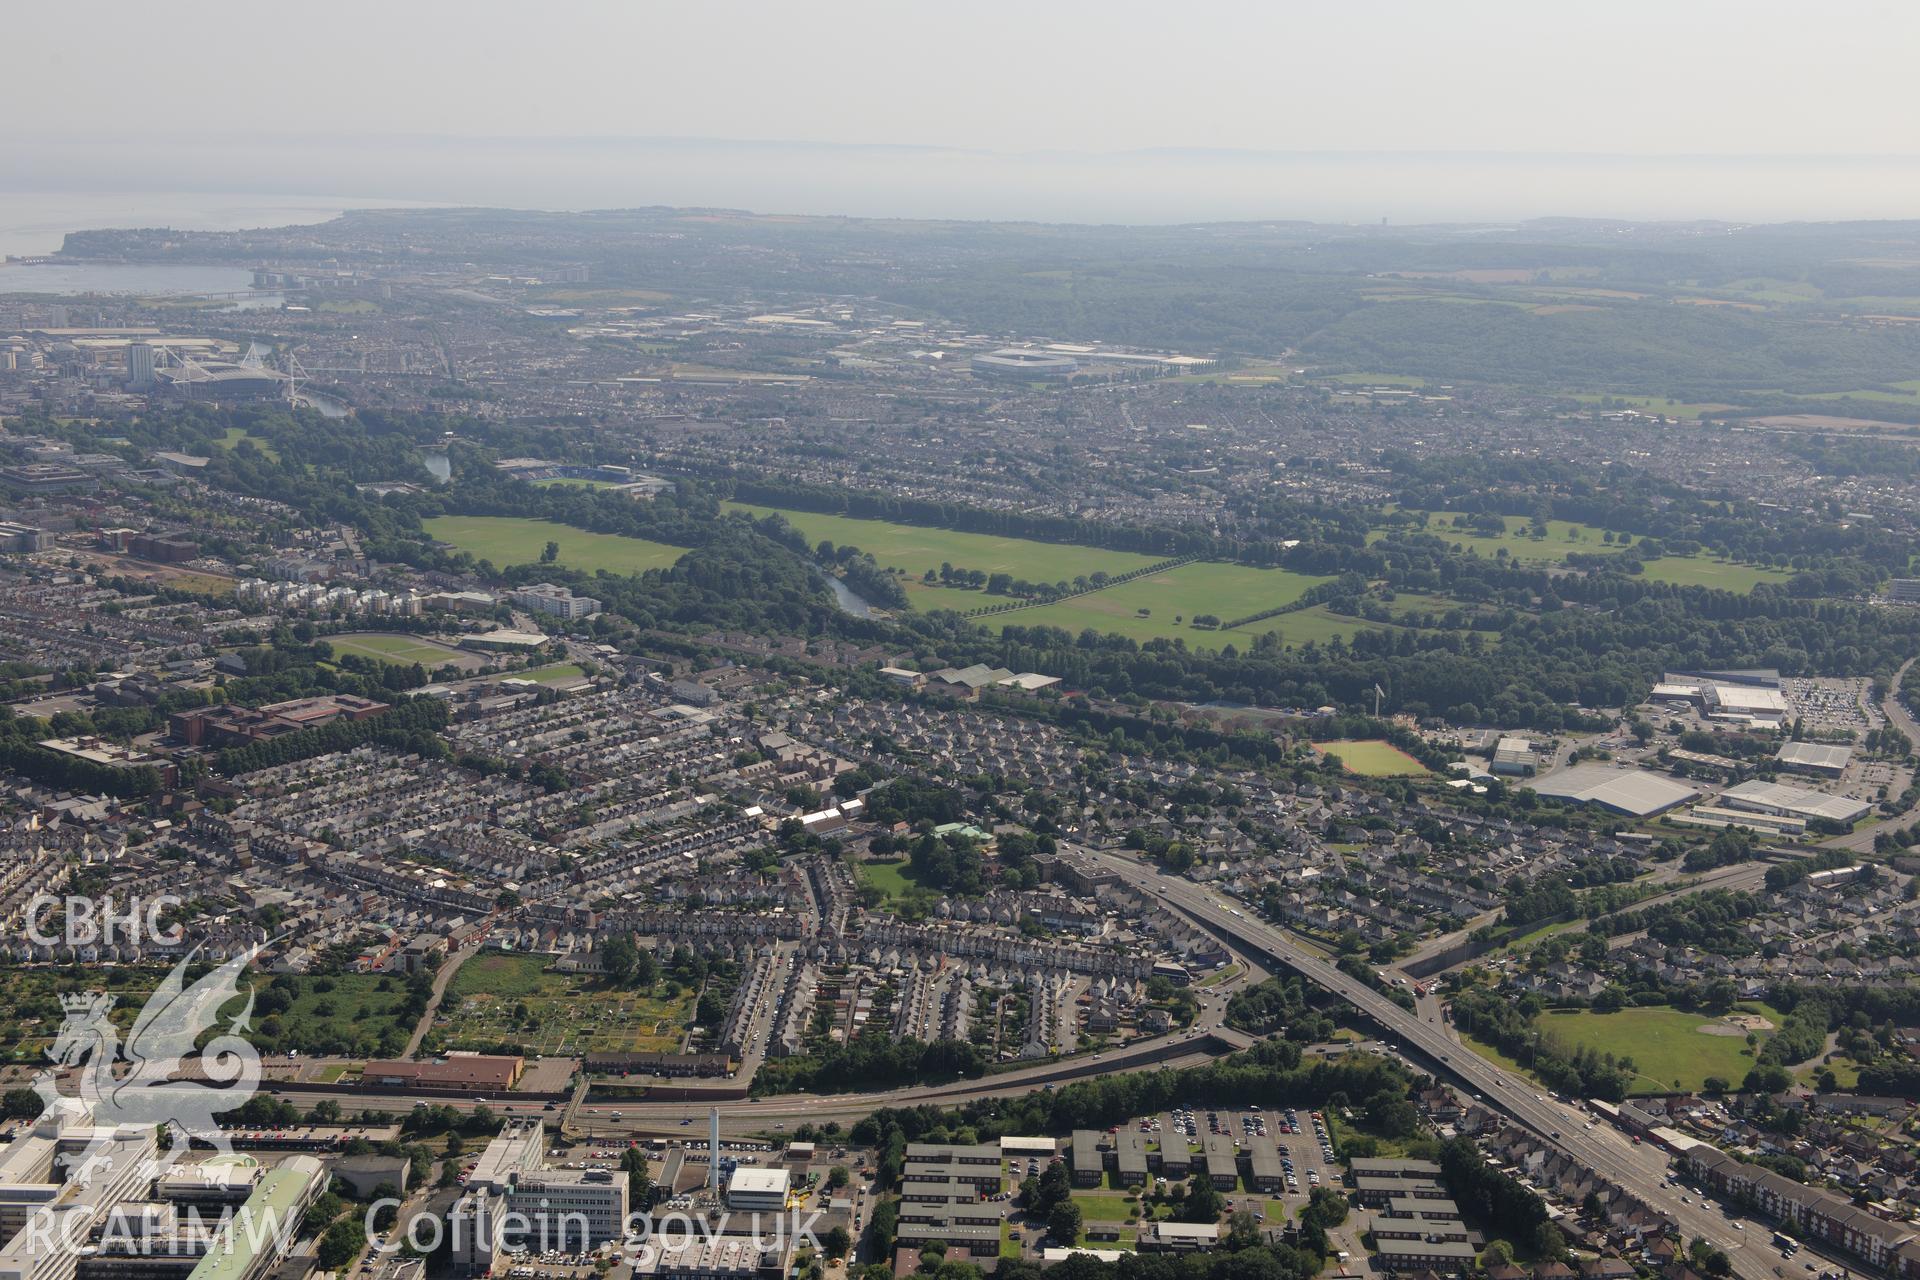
[
  {"left": 1719, "top": 779, "right": 1870, "bottom": 824},
  {"left": 1708, "top": 684, "right": 1789, "bottom": 715},
  {"left": 1776, "top": 741, "right": 1853, "bottom": 771},
  {"left": 1527, "top": 763, "right": 1699, "bottom": 817}
]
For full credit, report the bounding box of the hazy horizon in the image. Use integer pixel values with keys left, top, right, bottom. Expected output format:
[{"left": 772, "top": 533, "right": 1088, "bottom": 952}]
[
  {"left": 5, "top": 0, "right": 1919, "bottom": 233},
  {"left": 6, "top": 138, "right": 1920, "bottom": 245}
]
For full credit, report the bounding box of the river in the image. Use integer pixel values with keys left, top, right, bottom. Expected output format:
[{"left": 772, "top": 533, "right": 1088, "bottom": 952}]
[{"left": 821, "top": 572, "right": 874, "bottom": 618}]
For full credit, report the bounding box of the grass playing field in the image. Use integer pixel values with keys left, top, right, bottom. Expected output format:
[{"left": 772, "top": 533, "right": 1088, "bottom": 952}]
[
  {"left": 986, "top": 561, "right": 1335, "bottom": 649},
  {"left": 430, "top": 953, "right": 692, "bottom": 1056},
  {"left": 324, "top": 631, "right": 480, "bottom": 670},
  {"left": 723, "top": 503, "right": 1164, "bottom": 582},
  {"left": 1635, "top": 556, "right": 1792, "bottom": 591},
  {"left": 1532, "top": 1006, "right": 1773, "bottom": 1093},
  {"left": 423, "top": 515, "right": 686, "bottom": 576},
  {"left": 514, "top": 662, "right": 586, "bottom": 684},
  {"left": 1318, "top": 739, "right": 1430, "bottom": 777}
]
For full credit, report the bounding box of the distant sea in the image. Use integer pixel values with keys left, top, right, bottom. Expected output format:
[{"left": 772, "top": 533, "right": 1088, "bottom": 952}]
[{"left": 4, "top": 139, "right": 1920, "bottom": 250}]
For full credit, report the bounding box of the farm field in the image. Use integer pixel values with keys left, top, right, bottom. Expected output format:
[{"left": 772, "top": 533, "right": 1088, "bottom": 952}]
[
  {"left": 1319, "top": 739, "right": 1430, "bottom": 777},
  {"left": 423, "top": 515, "right": 686, "bottom": 576},
  {"left": 986, "top": 561, "right": 1333, "bottom": 650},
  {"left": 723, "top": 503, "right": 1165, "bottom": 583},
  {"left": 431, "top": 952, "right": 692, "bottom": 1056},
  {"left": 325, "top": 631, "right": 482, "bottom": 671},
  {"left": 1532, "top": 1005, "right": 1776, "bottom": 1094}
]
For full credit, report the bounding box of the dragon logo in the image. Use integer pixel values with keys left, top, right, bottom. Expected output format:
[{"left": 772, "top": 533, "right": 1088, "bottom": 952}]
[{"left": 35, "top": 947, "right": 264, "bottom": 1174}]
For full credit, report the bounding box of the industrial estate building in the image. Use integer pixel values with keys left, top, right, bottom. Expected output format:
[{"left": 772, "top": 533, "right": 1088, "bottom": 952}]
[
  {"left": 1525, "top": 763, "right": 1699, "bottom": 817},
  {"left": 1774, "top": 741, "right": 1853, "bottom": 777},
  {"left": 1717, "top": 779, "right": 1871, "bottom": 827}
]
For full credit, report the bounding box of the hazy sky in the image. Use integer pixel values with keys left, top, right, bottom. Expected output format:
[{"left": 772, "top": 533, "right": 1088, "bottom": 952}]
[{"left": 5, "top": 0, "right": 1919, "bottom": 224}]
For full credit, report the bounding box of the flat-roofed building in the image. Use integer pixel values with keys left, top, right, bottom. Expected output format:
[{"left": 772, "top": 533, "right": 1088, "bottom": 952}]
[
  {"left": 1350, "top": 1158, "right": 1443, "bottom": 1181},
  {"left": 359, "top": 1054, "right": 523, "bottom": 1093},
  {"left": 1374, "top": 1237, "right": 1477, "bottom": 1272},
  {"left": 1114, "top": 1132, "right": 1148, "bottom": 1188},
  {"left": 1775, "top": 741, "right": 1852, "bottom": 777},
  {"left": 1491, "top": 737, "right": 1537, "bottom": 776},
  {"left": 1706, "top": 683, "right": 1790, "bottom": 727},
  {"left": 724, "top": 1169, "right": 789, "bottom": 1214},
  {"left": 894, "top": 1202, "right": 999, "bottom": 1228},
  {"left": 1245, "top": 1136, "right": 1284, "bottom": 1192},
  {"left": 1201, "top": 1134, "right": 1238, "bottom": 1189},
  {"left": 1526, "top": 764, "right": 1698, "bottom": 817},
  {"left": 634, "top": 1237, "right": 786, "bottom": 1280},
  {"left": 1383, "top": 1196, "right": 1463, "bottom": 1221},
  {"left": 175, "top": 1159, "right": 325, "bottom": 1280},
  {"left": 904, "top": 1142, "right": 1000, "bottom": 1167},
  {"left": 900, "top": 1179, "right": 982, "bottom": 1207},
  {"left": 893, "top": 1219, "right": 1001, "bottom": 1252},
  {"left": 899, "top": 1162, "right": 999, "bottom": 1194},
  {"left": 1353, "top": 1176, "right": 1448, "bottom": 1207},
  {"left": 507, "top": 1170, "right": 627, "bottom": 1248},
  {"left": 1719, "top": 779, "right": 1871, "bottom": 827},
  {"left": 1138, "top": 1223, "right": 1220, "bottom": 1253},
  {"left": 1070, "top": 1131, "right": 1104, "bottom": 1187},
  {"left": 1369, "top": 1214, "right": 1469, "bottom": 1243},
  {"left": 1155, "top": 1124, "right": 1191, "bottom": 1177},
  {"left": 465, "top": 1121, "right": 545, "bottom": 1197}
]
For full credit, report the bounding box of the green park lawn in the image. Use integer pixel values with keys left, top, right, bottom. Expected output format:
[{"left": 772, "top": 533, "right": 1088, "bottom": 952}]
[
  {"left": 214, "top": 426, "right": 279, "bottom": 461},
  {"left": 855, "top": 858, "right": 935, "bottom": 906},
  {"left": 1070, "top": 1191, "right": 1144, "bottom": 1221},
  {"left": 1319, "top": 739, "right": 1431, "bottom": 777},
  {"left": 423, "top": 515, "right": 686, "bottom": 576},
  {"left": 1635, "top": 556, "right": 1792, "bottom": 591},
  {"left": 991, "top": 561, "right": 1333, "bottom": 649},
  {"left": 1374, "top": 513, "right": 1789, "bottom": 592},
  {"left": 722, "top": 503, "right": 1164, "bottom": 582}
]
